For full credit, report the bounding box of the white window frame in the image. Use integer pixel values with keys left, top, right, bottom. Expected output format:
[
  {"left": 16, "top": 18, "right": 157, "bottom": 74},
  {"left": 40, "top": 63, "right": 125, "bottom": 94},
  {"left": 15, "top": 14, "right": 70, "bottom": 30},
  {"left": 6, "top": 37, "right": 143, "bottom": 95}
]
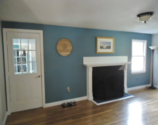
[{"left": 131, "top": 39, "right": 147, "bottom": 74}]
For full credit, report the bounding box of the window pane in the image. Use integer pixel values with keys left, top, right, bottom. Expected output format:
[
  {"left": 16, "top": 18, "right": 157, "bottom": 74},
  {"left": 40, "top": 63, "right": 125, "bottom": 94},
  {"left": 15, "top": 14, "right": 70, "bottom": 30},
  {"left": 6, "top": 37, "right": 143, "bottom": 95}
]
[
  {"left": 22, "top": 57, "right": 27, "bottom": 63},
  {"left": 21, "top": 50, "right": 27, "bottom": 56},
  {"left": 14, "top": 57, "right": 21, "bottom": 64},
  {"left": 22, "top": 64, "right": 27, "bottom": 73},
  {"left": 29, "top": 39, "right": 36, "bottom": 50},
  {"left": 14, "top": 50, "right": 22, "bottom": 57},
  {"left": 13, "top": 39, "right": 20, "bottom": 50},
  {"left": 14, "top": 50, "right": 27, "bottom": 57},
  {"left": 132, "top": 57, "right": 144, "bottom": 72},
  {"left": 21, "top": 39, "right": 28, "bottom": 50},
  {"left": 29, "top": 62, "right": 37, "bottom": 73},
  {"left": 132, "top": 42, "right": 144, "bottom": 56},
  {"left": 15, "top": 51, "right": 28, "bottom": 61},
  {"left": 22, "top": 62, "right": 29, "bottom": 74},
  {"left": 14, "top": 64, "right": 22, "bottom": 74},
  {"left": 29, "top": 51, "right": 36, "bottom": 61}
]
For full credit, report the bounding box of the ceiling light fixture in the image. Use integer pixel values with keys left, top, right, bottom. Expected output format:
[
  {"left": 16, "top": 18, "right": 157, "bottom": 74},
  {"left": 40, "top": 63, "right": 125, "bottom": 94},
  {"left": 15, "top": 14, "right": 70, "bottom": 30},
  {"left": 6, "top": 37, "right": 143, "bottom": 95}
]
[{"left": 137, "top": 12, "right": 154, "bottom": 23}]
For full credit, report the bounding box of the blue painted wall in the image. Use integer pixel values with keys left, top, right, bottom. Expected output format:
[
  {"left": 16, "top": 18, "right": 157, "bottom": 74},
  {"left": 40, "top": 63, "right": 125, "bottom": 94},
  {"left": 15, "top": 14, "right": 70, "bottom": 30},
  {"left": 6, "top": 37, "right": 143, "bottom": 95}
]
[{"left": 2, "top": 21, "right": 152, "bottom": 103}]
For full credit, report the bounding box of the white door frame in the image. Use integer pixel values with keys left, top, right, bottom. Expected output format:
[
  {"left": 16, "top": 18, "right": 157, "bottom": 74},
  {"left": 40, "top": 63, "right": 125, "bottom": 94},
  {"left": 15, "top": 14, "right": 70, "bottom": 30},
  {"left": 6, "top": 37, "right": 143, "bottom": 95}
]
[{"left": 3, "top": 28, "right": 45, "bottom": 115}]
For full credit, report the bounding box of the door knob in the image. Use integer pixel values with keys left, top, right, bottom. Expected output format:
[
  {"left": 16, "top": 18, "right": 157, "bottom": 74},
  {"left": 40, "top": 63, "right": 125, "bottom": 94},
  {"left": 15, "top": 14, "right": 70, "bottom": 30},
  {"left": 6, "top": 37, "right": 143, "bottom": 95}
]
[{"left": 36, "top": 75, "right": 41, "bottom": 78}]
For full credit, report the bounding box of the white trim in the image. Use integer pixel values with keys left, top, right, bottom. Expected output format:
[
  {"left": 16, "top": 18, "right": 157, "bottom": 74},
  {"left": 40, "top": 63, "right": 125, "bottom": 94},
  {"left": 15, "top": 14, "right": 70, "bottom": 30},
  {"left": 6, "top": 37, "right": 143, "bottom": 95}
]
[
  {"left": 2, "top": 112, "right": 8, "bottom": 125},
  {"left": 39, "top": 30, "right": 46, "bottom": 108},
  {"left": 128, "top": 84, "right": 150, "bottom": 91},
  {"left": 44, "top": 84, "right": 149, "bottom": 108},
  {"left": 131, "top": 71, "right": 146, "bottom": 74},
  {"left": 83, "top": 56, "right": 129, "bottom": 101},
  {"left": 3, "top": 28, "right": 45, "bottom": 114},
  {"left": 44, "top": 96, "right": 88, "bottom": 108},
  {"left": 83, "top": 56, "right": 128, "bottom": 67},
  {"left": 3, "top": 29, "right": 11, "bottom": 115}
]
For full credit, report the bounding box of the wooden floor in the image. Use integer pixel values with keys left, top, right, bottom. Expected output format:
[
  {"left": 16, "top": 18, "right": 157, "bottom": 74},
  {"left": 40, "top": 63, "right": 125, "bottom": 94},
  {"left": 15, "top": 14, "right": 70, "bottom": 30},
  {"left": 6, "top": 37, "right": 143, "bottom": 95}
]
[{"left": 6, "top": 89, "right": 158, "bottom": 125}]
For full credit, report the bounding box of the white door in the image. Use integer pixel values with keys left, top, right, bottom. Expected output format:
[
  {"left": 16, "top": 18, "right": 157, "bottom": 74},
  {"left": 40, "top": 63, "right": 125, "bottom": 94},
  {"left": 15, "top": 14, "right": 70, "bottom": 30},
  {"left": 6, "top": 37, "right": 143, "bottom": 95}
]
[{"left": 7, "top": 32, "right": 42, "bottom": 112}]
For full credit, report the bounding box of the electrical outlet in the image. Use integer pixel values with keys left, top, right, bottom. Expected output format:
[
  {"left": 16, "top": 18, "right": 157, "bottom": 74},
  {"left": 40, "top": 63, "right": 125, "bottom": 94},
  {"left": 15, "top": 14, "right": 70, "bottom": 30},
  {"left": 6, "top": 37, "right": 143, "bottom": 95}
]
[{"left": 67, "top": 87, "right": 70, "bottom": 92}]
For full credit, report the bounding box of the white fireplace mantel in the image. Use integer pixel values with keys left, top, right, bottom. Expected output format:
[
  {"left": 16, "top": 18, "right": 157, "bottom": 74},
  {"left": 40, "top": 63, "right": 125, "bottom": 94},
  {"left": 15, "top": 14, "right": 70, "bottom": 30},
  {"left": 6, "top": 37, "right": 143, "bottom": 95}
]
[{"left": 83, "top": 56, "right": 129, "bottom": 102}]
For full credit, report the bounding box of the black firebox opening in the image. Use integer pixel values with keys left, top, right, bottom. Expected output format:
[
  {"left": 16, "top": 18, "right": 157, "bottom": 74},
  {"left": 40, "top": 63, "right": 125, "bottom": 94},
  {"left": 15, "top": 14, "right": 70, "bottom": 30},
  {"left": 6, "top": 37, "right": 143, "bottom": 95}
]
[{"left": 93, "top": 66, "right": 124, "bottom": 101}]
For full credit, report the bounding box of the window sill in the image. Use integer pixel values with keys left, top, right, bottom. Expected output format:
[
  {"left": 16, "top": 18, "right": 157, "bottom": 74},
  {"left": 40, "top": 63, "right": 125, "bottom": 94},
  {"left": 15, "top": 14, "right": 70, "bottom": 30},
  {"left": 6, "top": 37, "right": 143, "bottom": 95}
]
[{"left": 131, "top": 71, "right": 146, "bottom": 74}]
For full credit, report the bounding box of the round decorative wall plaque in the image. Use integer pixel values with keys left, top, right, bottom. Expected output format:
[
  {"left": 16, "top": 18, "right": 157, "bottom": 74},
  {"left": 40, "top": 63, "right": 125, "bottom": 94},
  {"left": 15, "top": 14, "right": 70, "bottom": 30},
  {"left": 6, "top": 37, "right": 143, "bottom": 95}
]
[{"left": 57, "top": 39, "right": 73, "bottom": 56}]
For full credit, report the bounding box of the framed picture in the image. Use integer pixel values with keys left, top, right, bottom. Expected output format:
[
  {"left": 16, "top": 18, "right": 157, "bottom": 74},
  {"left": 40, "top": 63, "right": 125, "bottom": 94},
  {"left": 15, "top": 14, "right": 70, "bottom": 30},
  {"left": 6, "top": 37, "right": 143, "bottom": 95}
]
[{"left": 96, "top": 37, "right": 115, "bottom": 54}]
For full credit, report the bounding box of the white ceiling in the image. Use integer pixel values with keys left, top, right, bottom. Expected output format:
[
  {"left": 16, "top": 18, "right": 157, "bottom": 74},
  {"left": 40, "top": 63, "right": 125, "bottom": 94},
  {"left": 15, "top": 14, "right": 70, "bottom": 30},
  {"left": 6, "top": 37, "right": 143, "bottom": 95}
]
[{"left": 0, "top": 0, "right": 158, "bottom": 34}]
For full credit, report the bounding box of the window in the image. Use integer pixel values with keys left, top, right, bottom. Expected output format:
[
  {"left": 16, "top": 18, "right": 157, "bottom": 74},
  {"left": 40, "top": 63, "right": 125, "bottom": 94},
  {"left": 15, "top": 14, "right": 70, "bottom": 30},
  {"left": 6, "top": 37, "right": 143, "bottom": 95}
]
[
  {"left": 131, "top": 39, "right": 147, "bottom": 74},
  {"left": 13, "top": 39, "right": 37, "bottom": 74}
]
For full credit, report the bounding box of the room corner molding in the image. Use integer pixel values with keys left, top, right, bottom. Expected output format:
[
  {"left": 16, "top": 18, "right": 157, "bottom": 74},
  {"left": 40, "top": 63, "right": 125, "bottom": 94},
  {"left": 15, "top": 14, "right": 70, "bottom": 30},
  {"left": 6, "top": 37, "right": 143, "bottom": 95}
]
[{"left": 44, "top": 96, "right": 88, "bottom": 108}]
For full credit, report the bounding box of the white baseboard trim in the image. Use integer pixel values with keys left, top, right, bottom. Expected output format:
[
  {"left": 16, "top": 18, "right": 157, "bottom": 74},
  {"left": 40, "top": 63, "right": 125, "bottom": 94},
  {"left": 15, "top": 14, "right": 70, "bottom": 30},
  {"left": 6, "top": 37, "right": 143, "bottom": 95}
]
[
  {"left": 44, "top": 84, "right": 150, "bottom": 108},
  {"left": 128, "top": 84, "right": 150, "bottom": 91},
  {"left": 44, "top": 96, "right": 88, "bottom": 108},
  {"left": 2, "top": 112, "right": 8, "bottom": 125}
]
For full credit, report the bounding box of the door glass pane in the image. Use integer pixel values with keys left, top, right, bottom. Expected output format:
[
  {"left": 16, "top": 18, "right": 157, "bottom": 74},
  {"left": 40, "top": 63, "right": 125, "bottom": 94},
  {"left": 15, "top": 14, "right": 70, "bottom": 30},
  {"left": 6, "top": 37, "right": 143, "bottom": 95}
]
[
  {"left": 21, "top": 51, "right": 28, "bottom": 63},
  {"left": 14, "top": 64, "right": 22, "bottom": 74},
  {"left": 21, "top": 57, "right": 27, "bottom": 64},
  {"left": 29, "top": 51, "right": 36, "bottom": 61},
  {"left": 14, "top": 50, "right": 28, "bottom": 57},
  {"left": 22, "top": 64, "right": 27, "bottom": 73},
  {"left": 22, "top": 62, "right": 29, "bottom": 74},
  {"left": 22, "top": 57, "right": 26, "bottom": 63},
  {"left": 14, "top": 50, "right": 22, "bottom": 57},
  {"left": 29, "top": 62, "right": 37, "bottom": 73},
  {"left": 21, "top": 50, "right": 28, "bottom": 57},
  {"left": 14, "top": 57, "right": 21, "bottom": 64},
  {"left": 13, "top": 39, "right": 20, "bottom": 50},
  {"left": 29, "top": 39, "right": 36, "bottom": 50},
  {"left": 14, "top": 51, "right": 22, "bottom": 64},
  {"left": 21, "top": 39, "right": 28, "bottom": 50}
]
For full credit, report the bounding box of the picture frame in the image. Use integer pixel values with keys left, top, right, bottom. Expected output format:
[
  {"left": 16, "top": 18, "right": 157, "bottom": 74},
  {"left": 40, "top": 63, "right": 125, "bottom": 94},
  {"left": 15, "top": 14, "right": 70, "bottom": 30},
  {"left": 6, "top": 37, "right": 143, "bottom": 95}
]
[{"left": 96, "top": 37, "right": 115, "bottom": 54}]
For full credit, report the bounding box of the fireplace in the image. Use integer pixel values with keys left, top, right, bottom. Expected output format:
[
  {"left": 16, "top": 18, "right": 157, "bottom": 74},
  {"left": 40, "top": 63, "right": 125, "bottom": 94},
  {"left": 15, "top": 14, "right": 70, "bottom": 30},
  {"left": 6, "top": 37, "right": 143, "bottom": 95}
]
[
  {"left": 93, "top": 66, "right": 124, "bottom": 101},
  {"left": 83, "top": 56, "right": 132, "bottom": 105}
]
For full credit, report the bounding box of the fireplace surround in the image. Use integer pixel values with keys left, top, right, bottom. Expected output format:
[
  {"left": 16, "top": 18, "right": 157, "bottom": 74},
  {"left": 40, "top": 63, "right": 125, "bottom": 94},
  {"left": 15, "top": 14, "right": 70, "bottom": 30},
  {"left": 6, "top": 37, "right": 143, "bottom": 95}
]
[{"left": 83, "top": 56, "right": 131, "bottom": 105}]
